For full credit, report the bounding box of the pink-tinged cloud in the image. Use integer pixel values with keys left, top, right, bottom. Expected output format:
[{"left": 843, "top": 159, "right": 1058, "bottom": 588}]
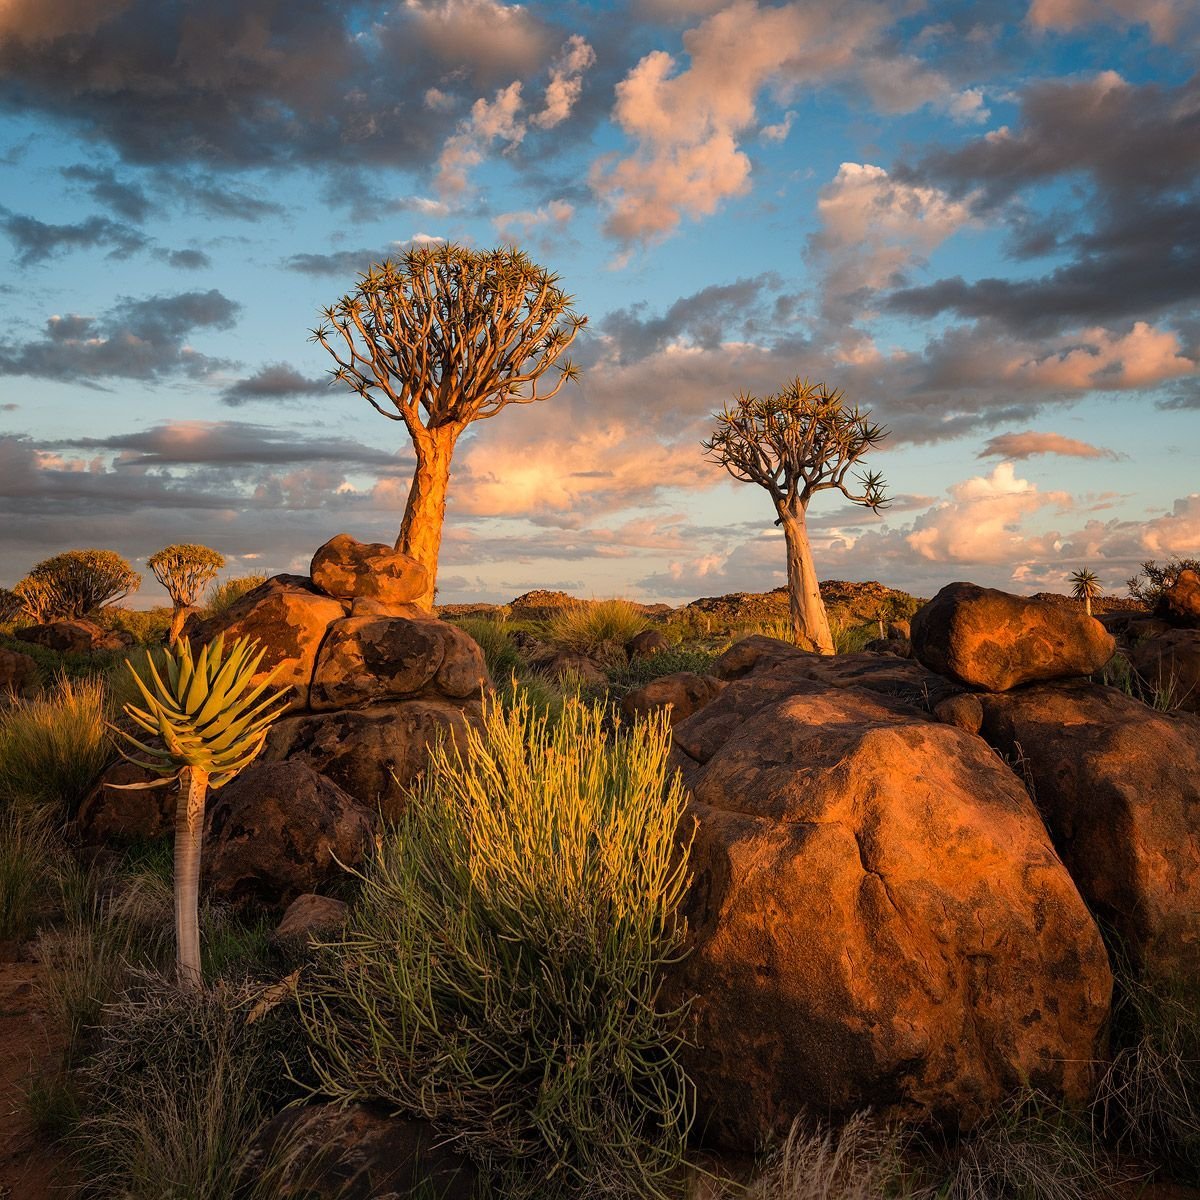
[
  {"left": 1027, "top": 0, "right": 1190, "bottom": 43},
  {"left": 977, "top": 431, "right": 1120, "bottom": 461},
  {"left": 1003, "top": 322, "right": 1195, "bottom": 390}
]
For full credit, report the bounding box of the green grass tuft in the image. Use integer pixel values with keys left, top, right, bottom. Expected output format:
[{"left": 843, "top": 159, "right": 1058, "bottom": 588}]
[
  {"left": 546, "top": 598, "right": 650, "bottom": 666},
  {"left": 450, "top": 615, "right": 524, "bottom": 679},
  {"left": 202, "top": 573, "right": 269, "bottom": 619}
]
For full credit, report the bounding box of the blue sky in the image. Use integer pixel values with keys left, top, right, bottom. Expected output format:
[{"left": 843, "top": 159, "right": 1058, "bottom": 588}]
[{"left": 1, "top": 0, "right": 1198, "bottom": 606}]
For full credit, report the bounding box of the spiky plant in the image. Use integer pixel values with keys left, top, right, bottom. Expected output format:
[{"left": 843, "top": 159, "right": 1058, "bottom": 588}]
[
  {"left": 111, "top": 635, "right": 288, "bottom": 987},
  {"left": 1069, "top": 567, "right": 1102, "bottom": 617}
]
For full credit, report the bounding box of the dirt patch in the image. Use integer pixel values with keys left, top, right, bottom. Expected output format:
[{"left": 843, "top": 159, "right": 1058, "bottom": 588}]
[{"left": 0, "top": 956, "right": 77, "bottom": 1199}]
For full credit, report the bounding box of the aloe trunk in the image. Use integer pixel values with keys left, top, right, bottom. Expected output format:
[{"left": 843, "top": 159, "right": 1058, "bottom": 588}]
[{"left": 175, "top": 766, "right": 209, "bottom": 988}]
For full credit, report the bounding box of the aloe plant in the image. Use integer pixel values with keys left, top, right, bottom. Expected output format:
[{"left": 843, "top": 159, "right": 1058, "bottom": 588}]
[
  {"left": 112, "top": 635, "right": 288, "bottom": 987},
  {"left": 1069, "top": 567, "right": 1102, "bottom": 617}
]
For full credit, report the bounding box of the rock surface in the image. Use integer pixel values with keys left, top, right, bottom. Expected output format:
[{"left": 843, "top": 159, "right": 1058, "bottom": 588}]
[
  {"left": 185, "top": 576, "right": 346, "bottom": 710},
  {"left": 240, "top": 1104, "right": 478, "bottom": 1200},
  {"left": 310, "top": 617, "right": 488, "bottom": 710},
  {"left": 979, "top": 682, "right": 1200, "bottom": 981},
  {"left": 75, "top": 760, "right": 175, "bottom": 843},
  {"left": 14, "top": 619, "right": 121, "bottom": 655},
  {"left": 911, "top": 582, "right": 1115, "bottom": 691},
  {"left": 622, "top": 672, "right": 725, "bottom": 726},
  {"left": 0, "top": 647, "right": 38, "bottom": 695},
  {"left": 310, "top": 533, "right": 430, "bottom": 608},
  {"left": 626, "top": 629, "right": 669, "bottom": 659},
  {"left": 204, "top": 761, "right": 374, "bottom": 909},
  {"left": 667, "top": 675, "right": 1112, "bottom": 1148},
  {"left": 932, "top": 692, "right": 984, "bottom": 735},
  {"left": 1161, "top": 568, "right": 1200, "bottom": 627},
  {"left": 275, "top": 894, "right": 348, "bottom": 943},
  {"left": 264, "top": 699, "right": 483, "bottom": 820},
  {"left": 1129, "top": 629, "right": 1200, "bottom": 712}
]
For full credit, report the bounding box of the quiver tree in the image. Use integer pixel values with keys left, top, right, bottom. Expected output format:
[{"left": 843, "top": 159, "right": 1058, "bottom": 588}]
[
  {"left": 12, "top": 577, "right": 56, "bottom": 623},
  {"left": 27, "top": 549, "right": 140, "bottom": 620},
  {"left": 0, "top": 587, "right": 20, "bottom": 625},
  {"left": 704, "top": 379, "right": 889, "bottom": 655},
  {"left": 1069, "top": 567, "right": 1101, "bottom": 617},
  {"left": 147, "top": 544, "right": 225, "bottom": 646},
  {"left": 312, "top": 244, "right": 586, "bottom": 611}
]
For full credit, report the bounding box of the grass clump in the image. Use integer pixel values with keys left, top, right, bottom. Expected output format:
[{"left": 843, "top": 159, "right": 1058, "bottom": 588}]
[
  {"left": 608, "top": 647, "right": 720, "bottom": 694},
  {"left": 0, "top": 808, "right": 56, "bottom": 942},
  {"left": 451, "top": 615, "right": 524, "bottom": 679},
  {"left": 546, "top": 598, "right": 650, "bottom": 666},
  {"left": 302, "top": 694, "right": 695, "bottom": 1199},
  {"left": 203, "top": 573, "right": 269, "bottom": 619},
  {"left": 0, "top": 675, "right": 113, "bottom": 817}
]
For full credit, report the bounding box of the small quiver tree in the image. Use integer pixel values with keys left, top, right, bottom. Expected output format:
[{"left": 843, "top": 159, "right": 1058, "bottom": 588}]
[
  {"left": 147, "top": 544, "right": 225, "bottom": 646},
  {"left": 0, "top": 587, "right": 19, "bottom": 626},
  {"left": 12, "top": 577, "right": 56, "bottom": 624},
  {"left": 312, "top": 244, "right": 586, "bottom": 611},
  {"left": 704, "top": 379, "right": 888, "bottom": 655},
  {"left": 111, "top": 636, "right": 288, "bottom": 988},
  {"left": 1069, "top": 567, "right": 1102, "bottom": 617},
  {"left": 27, "top": 549, "right": 140, "bottom": 620}
]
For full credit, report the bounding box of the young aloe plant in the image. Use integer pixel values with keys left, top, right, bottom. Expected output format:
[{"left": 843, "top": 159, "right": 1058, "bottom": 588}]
[{"left": 113, "top": 635, "right": 288, "bottom": 987}]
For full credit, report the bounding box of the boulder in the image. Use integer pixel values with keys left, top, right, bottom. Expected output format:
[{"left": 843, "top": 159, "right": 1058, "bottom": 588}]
[
  {"left": 15, "top": 618, "right": 108, "bottom": 655},
  {"left": 540, "top": 650, "right": 608, "bottom": 687},
  {"left": 310, "top": 533, "right": 430, "bottom": 607},
  {"left": 239, "top": 1104, "right": 479, "bottom": 1200},
  {"left": 932, "top": 692, "right": 984, "bottom": 735},
  {"left": 622, "top": 672, "right": 725, "bottom": 726},
  {"left": 667, "top": 678, "right": 1111, "bottom": 1149},
  {"left": 862, "top": 637, "right": 910, "bottom": 657},
  {"left": 1129, "top": 629, "right": 1200, "bottom": 712},
  {"left": 75, "top": 760, "right": 175, "bottom": 843},
  {"left": 911, "top": 582, "right": 1115, "bottom": 691},
  {"left": 1161, "top": 568, "right": 1200, "bottom": 627},
  {"left": 349, "top": 597, "right": 426, "bottom": 620},
  {"left": 887, "top": 619, "right": 912, "bottom": 641},
  {"left": 185, "top": 575, "right": 346, "bottom": 710},
  {"left": 979, "top": 681, "right": 1200, "bottom": 982},
  {"left": 275, "top": 894, "right": 348, "bottom": 944},
  {"left": 0, "top": 646, "right": 38, "bottom": 695},
  {"left": 204, "top": 761, "right": 374, "bottom": 910},
  {"left": 626, "top": 629, "right": 669, "bottom": 659},
  {"left": 263, "top": 699, "right": 483, "bottom": 820},
  {"left": 309, "top": 617, "right": 488, "bottom": 710}
]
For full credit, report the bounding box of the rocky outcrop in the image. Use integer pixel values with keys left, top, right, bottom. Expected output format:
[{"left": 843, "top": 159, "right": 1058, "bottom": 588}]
[
  {"left": 310, "top": 533, "right": 430, "bottom": 610},
  {"left": 15, "top": 619, "right": 129, "bottom": 655},
  {"left": 264, "top": 699, "right": 483, "bottom": 820},
  {"left": 1161, "top": 568, "right": 1200, "bottom": 627},
  {"left": 240, "top": 1104, "right": 479, "bottom": 1200},
  {"left": 0, "top": 646, "right": 38, "bottom": 695},
  {"left": 621, "top": 672, "right": 725, "bottom": 726},
  {"left": 275, "top": 894, "right": 348, "bottom": 943},
  {"left": 204, "top": 761, "right": 375, "bottom": 910},
  {"left": 911, "top": 582, "right": 1115, "bottom": 691},
  {"left": 626, "top": 629, "right": 669, "bottom": 659},
  {"left": 76, "top": 760, "right": 175, "bottom": 843},
  {"left": 667, "top": 673, "right": 1112, "bottom": 1149},
  {"left": 1129, "top": 628, "right": 1200, "bottom": 712},
  {"left": 979, "top": 682, "right": 1200, "bottom": 982},
  {"left": 184, "top": 575, "right": 346, "bottom": 711}
]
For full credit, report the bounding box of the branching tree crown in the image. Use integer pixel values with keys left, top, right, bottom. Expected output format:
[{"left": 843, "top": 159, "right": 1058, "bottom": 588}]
[
  {"left": 28, "top": 550, "right": 140, "bottom": 620},
  {"left": 1069, "top": 567, "right": 1101, "bottom": 616},
  {"left": 704, "top": 378, "right": 889, "bottom": 515},
  {"left": 147, "top": 544, "right": 226, "bottom": 609}
]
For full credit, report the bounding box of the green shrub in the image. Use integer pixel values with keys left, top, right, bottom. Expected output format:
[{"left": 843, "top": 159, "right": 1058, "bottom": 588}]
[
  {"left": 203, "top": 573, "right": 269, "bottom": 619},
  {"left": 451, "top": 616, "right": 524, "bottom": 679},
  {"left": 1127, "top": 556, "right": 1200, "bottom": 607},
  {"left": 546, "top": 599, "right": 650, "bottom": 666},
  {"left": 0, "top": 675, "right": 113, "bottom": 817},
  {"left": 608, "top": 647, "right": 720, "bottom": 694},
  {"left": 95, "top": 605, "right": 173, "bottom": 645},
  {"left": 302, "top": 695, "right": 694, "bottom": 1199}
]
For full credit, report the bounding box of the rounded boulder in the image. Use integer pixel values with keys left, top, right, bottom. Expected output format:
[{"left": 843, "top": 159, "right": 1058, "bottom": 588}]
[{"left": 310, "top": 533, "right": 430, "bottom": 607}]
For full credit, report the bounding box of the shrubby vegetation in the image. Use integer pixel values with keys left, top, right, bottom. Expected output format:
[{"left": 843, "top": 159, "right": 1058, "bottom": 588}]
[
  {"left": 1127, "top": 556, "right": 1200, "bottom": 607},
  {"left": 203, "top": 572, "right": 268, "bottom": 618}
]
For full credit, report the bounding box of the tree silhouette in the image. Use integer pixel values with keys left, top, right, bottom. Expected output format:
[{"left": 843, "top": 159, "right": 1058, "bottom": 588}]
[
  {"left": 27, "top": 550, "right": 140, "bottom": 620},
  {"left": 147, "top": 544, "right": 225, "bottom": 645},
  {"left": 704, "top": 379, "right": 888, "bottom": 654},
  {"left": 1069, "top": 567, "right": 1101, "bottom": 617},
  {"left": 313, "top": 244, "right": 586, "bottom": 610}
]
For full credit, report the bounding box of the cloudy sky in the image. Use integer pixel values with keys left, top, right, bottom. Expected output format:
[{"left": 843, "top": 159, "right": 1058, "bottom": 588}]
[{"left": 1, "top": 0, "right": 1198, "bottom": 606}]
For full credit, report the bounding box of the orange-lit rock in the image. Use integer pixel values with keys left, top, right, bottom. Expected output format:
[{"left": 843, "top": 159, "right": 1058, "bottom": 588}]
[
  {"left": 621, "top": 671, "right": 724, "bottom": 726},
  {"left": 310, "top": 533, "right": 430, "bottom": 607}
]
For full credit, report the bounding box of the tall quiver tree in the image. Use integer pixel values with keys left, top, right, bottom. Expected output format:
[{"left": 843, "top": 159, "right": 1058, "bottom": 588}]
[
  {"left": 704, "top": 379, "right": 889, "bottom": 655},
  {"left": 312, "top": 244, "right": 586, "bottom": 611},
  {"left": 1070, "top": 567, "right": 1102, "bottom": 617},
  {"left": 148, "top": 544, "right": 225, "bottom": 646}
]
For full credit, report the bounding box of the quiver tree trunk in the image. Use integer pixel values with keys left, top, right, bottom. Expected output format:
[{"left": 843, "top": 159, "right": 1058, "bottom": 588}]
[
  {"left": 396, "top": 428, "right": 457, "bottom": 611},
  {"left": 175, "top": 766, "right": 209, "bottom": 989},
  {"left": 778, "top": 506, "right": 835, "bottom": 655},
  {"left": 167, "top": 605, "right": 194, "bottom": 648}
]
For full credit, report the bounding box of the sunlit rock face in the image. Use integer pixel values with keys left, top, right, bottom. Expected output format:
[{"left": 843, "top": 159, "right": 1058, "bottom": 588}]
[
  {"left": 665, "top": 670, "right": 1112, "bottom": 1151},
  {"left": 911, "top": 582, "right": 1115, "bottom": 691}
]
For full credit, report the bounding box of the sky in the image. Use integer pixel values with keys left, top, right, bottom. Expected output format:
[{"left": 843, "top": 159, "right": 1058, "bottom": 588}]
[{"left": 0, "top": 0, "right": 1198, "bottom": 607}]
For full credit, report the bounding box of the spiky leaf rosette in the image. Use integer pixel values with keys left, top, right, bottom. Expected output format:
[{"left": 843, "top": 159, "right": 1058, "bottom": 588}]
[{"left": 115, "top": 635, "right": 289, "bottom": 789}]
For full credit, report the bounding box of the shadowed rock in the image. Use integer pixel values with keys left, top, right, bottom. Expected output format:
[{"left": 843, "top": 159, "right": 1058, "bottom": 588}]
[
  {"left": 76, "top": 760, "right": 176, "bottom": 843},
  {"left": 1161, "top": 568, "right": 1200, "bottom": 627},
  {"left": 621, "top": 672, "right": 725, "bottom": 726},
  {"left": 15, "top": 619, "right": 130, "bottom": 654},
  {"left": 1129, "top": 628, "right": 1200, "bottom": 712},
  {"left": 0, "top": 646, "right": 38, "bottom": 695}
]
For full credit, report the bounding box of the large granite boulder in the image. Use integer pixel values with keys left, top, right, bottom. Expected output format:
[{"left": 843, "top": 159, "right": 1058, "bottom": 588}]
[
  {"left": 263, "top": 699, "right": 483, "bottom": 820},
  {"left": 310, "top": 533, "right": 430, "bottom": 608},
  {"left": 15, "top": 619, "right": 124, "bottom": 655},
  {"left": 1128, "top": 628, "right": 1200, "bottom": 713},
  {"left": 979, "top": 681, "right": 1200, "bottom": 982},
  {"left": 204, "top": 761, "right": 374, "bottom": 909},
  {"left": 1161, "top": 568, "right": 1200, "bottom": 627},
  {"left": 621, "top": 672, "right": 725, "bottom": 727},
  {"left": 911, "top": 582, "right": 1115, "bottom": 691},
  {"left": 626, "top": 629, "right": 669, "bottom": 659},
  {"left": 0, "top": 646, "right": 38, "bottom": 695},
  {"left": 76, "top": 760, "right": 175, "bottom": 844},
  {"left": 309, "top": 616, "right": 489, "bottom": 710},
  {"left": 667, "top": 674, "right": 1112, "bottom": 1149},
  {"left": 185, "top": 575, "right": 346, "bottom": 710}
]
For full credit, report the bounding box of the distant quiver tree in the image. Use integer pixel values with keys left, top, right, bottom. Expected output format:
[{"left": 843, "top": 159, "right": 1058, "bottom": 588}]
[
  {"left": 704, "top": 379, "right": 889, "bottom": 655},
  {"left": 26, "top": 549, "right": 140, "bottom": 620},
  {"left": 1069, "top": 567, "right": 1101, "bottom": 617},
  {"left": 147, "top": 544, "right": 225, "bottom": 646},
  {"left": 312, "top": 244, "right": 587, "bottom": 611}
]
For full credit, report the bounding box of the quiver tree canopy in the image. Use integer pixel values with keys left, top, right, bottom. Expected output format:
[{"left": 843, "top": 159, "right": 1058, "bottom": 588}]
[
  {"left": 26, "top": 549, "right": 140, "bottom": 620},
  {"left": 704, "top": 378, "right": 889, "bottom": 654},
  {"left": 148, "top": 543, "right": 226, "bottom": 645},
  {"left": 312, "top": 244, "right": 586, "bottom": 610}
]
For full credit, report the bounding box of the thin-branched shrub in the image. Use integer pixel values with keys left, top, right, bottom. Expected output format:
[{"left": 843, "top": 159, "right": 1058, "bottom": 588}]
[
  {"left": 546, "top": 599, "right": 650, "bottom": 666},
  {"left": 203, "top": 573, "right": 268, "bottom": 619},
  {"left": 451, "top": 616, "right": 524, "bottom": 679},
  {"left": 1098, "top": 970, "right": 1200, "bottom": 1180},
  {"left": 302, "top": 695, "right": 695, "bottom": 1199},
  {"left": 0, "top": 675, "right": 113, "bottom": 817}
]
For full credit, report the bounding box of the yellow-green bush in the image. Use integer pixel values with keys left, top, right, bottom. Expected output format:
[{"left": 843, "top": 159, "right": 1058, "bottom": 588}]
[
  {"left": 302, "top": 695, "right": 694, "bottom": 1199},
  {"left": 546, "top": 598, "right": 650, "bottom": 666}
]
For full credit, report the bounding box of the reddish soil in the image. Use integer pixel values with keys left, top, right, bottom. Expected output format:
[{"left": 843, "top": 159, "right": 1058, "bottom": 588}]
[{"left": 0, "top": 957, "right": 77, "bottom": 1199}]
